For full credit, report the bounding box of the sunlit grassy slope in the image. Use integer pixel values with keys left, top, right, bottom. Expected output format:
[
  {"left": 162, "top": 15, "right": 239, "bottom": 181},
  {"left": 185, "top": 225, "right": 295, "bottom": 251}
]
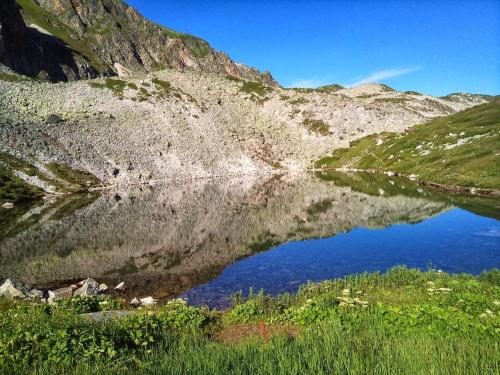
[{"left": 315, "top": 98, "right": 500, "bottom": 189}]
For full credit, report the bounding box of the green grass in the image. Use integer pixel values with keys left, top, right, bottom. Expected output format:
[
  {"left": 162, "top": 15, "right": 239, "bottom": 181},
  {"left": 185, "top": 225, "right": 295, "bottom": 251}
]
[
  {"left": 0, "top": 151, "right": 101, "bottom": 205},
  {"left": 286, "top": 84, "right": 344, "bottom": 94},
  {"left": 240, "top": 81, "right": 273, "bottom": 96},
  {"left": 288, "top": 97, "right": 309, "bottom": 105},
  {"left": 46, "top": 162, "right": 102, "bottom": 192},
  {"left": 1, "top": 267, "right": 498, "bottom": 374},
  {"left": 315, "top": 171, "right": 500, "bottom": 220},
  {"left": 0, "top": 168, "right": 44, "bottom": 205},
  {"left": 302, "top": 118, "right": 331, "bottom": 136},
  {"left": 315, "top": 99, "right": 500, "bottom": 189},
  {"left": 0, "top": 72, "right": 31, "bottom": 82},
  {"left": 89, "top": 79, "right": 128, "bottom": 99}
]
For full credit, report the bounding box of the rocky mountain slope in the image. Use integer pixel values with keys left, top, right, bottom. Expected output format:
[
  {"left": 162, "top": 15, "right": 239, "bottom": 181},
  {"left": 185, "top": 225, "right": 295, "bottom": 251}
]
[
  {"left": 0, "top": 68, "right": 489, "bottom": 195},
  {"left": 0, "top": 0, "right": 275, "bottom": 84}
]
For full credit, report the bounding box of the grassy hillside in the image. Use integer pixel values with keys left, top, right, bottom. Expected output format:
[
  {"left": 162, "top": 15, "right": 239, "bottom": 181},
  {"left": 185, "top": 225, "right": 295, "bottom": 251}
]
[
  {"left": 1, "top": 267, "right": 498, "bottom": 374},
  {"left": 315, "top": 99, "right": 500, "bottom": 189},
  {"left": 0, "top": 152, "right": 102, "bottom": 205}
]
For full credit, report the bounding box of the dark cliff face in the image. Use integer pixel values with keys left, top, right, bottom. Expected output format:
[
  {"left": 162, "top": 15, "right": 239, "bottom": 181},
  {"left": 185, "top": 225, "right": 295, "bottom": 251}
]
[
  {"left": 0, "top": 0, "right": 100, "bottom": 81},
  {"left": 0, "top": 0, "right": 276, "bottom": 85}
]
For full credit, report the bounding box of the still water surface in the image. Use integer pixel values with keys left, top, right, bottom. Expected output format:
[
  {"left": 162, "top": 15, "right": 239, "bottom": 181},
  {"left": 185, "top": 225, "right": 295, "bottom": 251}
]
[{"left": 1, "top": 172, "right": 499, "bottom": 307}]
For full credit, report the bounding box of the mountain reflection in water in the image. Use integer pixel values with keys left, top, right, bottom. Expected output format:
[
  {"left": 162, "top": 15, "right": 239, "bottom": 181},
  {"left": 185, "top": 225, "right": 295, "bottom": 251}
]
[{"left": 0, "top": 172, "right": 498, "bottom": 307}]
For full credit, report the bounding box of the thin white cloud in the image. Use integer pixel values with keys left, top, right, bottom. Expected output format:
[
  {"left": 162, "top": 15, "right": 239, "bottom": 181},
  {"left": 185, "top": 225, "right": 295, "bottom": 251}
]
[
  {"left": 287, "top": 79, "right": 327, "bottom": 89},
  {"left": 349, "top": 66, "right": 423, "bottom": 87}
]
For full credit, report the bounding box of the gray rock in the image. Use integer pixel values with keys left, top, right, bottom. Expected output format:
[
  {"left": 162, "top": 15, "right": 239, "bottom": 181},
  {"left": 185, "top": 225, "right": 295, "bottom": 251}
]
[
  {"left": 46, "top": 114, "right": 63, "bottom": 124},
  {"left": 140, "top": 296, "right": 158, "bottom": 306},
  {"left": 50, "top": 286, "right": 74, "bottom": 301},
  {"left": 114, "top": 281, "right": 126, "bottom": 292},
  {"left": 1, "top": 202, "right": 14, "bottom": 209},
  {"left": 74, "top": 278, "right": 99, "bottom": 296},
  {"left": 0, "top": 279, "right": 26, "bottom": 299},
  {"left": 130, "top": 297, "right": 141, "bottom": 307},
  {"left": 26, "top": 289, "right": 44, "bottom": 300},
  {"left": 98, "top": 283, "right": 108, "bottom": 293}
]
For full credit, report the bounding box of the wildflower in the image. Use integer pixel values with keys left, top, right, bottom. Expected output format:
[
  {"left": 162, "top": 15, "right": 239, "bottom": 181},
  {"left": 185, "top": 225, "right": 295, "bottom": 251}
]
[
  {"left": 427, "top": 281, "right": 435, "bottom": 286},
  {"left": 485, "top": 309, "right": 494, "bottom": 315},
  {"left": 493, "top": 300, "right": 500, "bottom": 306},
  {"left": 479, "top": 313, "right": 488, "bottom": 319},
  {"left": 427, "top": 288, "right": 434, "bottom": 293},
  {"left": 438, "top": 288, "right": 452, "bottom": 292},
  {"left": 342, "top": 289, "right": 350, "bottom": 296},
  {"left": 356, "top": 290, "right": 363, "bottom": 295}
]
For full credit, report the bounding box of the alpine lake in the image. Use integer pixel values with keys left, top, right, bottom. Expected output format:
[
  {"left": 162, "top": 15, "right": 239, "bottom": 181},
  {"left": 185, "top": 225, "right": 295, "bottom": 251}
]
[{"left": 1, "top": 172, "right": 499, "bottom": 308}]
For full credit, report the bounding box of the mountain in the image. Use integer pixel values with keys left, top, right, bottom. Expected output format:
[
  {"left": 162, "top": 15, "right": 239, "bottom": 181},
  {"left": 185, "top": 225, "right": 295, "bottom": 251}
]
[
  {"left": 0, "top": 0, "right": 494, "bottom": 201},
  {"left": 0, "top": 0, "right": 275, "bottom": 84},
  {"left": 316, "top": 98, "right": 500, "bottom": 189}
]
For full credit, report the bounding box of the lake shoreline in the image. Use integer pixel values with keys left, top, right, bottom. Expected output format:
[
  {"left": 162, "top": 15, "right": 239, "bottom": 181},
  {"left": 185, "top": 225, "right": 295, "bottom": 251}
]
[{"left": 314, "top": 167, "right": 500, "bottom": 197}]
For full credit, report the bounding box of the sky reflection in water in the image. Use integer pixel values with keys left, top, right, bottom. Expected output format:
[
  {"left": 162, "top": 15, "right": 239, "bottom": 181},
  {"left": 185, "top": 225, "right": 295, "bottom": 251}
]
[{"left": 182, "top": 208, "right": 500, "bottom": 307}]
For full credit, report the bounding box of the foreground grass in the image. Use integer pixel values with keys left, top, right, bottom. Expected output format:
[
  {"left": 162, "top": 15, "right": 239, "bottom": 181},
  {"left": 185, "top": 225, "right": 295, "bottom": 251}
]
[
  {"left": 315, "top": 99, "right": 500, "bottom": 189},
  {"left": 1, "top": 267, "right": 499, "bottom": 374}
]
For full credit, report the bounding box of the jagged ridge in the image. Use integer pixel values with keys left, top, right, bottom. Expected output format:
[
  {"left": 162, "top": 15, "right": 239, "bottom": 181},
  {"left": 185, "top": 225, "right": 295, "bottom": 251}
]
[{"left": 0, "top": 0, "right": 276, "bottom": 84}]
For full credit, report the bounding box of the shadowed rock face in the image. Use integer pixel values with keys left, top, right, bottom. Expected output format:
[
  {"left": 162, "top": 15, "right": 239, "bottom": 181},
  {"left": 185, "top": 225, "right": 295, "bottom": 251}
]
[
  {"left": 0, "top": 0, "right": 100, "bottom": 81},
  {"left": 1, "top": 0, "right": 275, "bottom": 84},
  {"left": 0, "top": 174, "right": 450, "bottom": 298}
]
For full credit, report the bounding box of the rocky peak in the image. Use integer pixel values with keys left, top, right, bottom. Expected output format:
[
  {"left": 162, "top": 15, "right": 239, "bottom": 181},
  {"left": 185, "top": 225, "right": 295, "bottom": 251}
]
[{"left": 1, "top": 0, "right": 276, "bottom": 84}]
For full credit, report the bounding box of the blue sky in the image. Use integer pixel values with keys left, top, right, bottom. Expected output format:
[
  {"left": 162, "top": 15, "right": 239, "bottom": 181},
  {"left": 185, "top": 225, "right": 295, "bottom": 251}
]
[{"left": 127, "top": 0, "right": 499, "bottom": 96}]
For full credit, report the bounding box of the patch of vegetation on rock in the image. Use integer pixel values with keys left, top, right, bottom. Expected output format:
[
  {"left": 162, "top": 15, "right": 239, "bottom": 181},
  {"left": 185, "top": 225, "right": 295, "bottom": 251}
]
[
  {"left": 302, "top": 118, "right": 331, "bottom": 136},
  {"left": 289, "top": 97, "right": 309, "bottom": 105},
  {"left": 0, "top": 72, "right": 31, "bottom": 82},
  {"left": 46, "top": 162, "right": 102, "bottom": 192},
  {"left": 89, "top": 78, "right": 128, "bottom": 99},
  {"left": 240, "top": 81, "right": 273, "bottom": 102}
]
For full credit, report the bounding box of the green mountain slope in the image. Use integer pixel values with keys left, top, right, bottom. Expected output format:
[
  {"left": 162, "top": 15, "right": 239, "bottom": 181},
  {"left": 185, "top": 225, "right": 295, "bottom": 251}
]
[{"left": 315, "top": 98, "right": 500, "bottom": 189}]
